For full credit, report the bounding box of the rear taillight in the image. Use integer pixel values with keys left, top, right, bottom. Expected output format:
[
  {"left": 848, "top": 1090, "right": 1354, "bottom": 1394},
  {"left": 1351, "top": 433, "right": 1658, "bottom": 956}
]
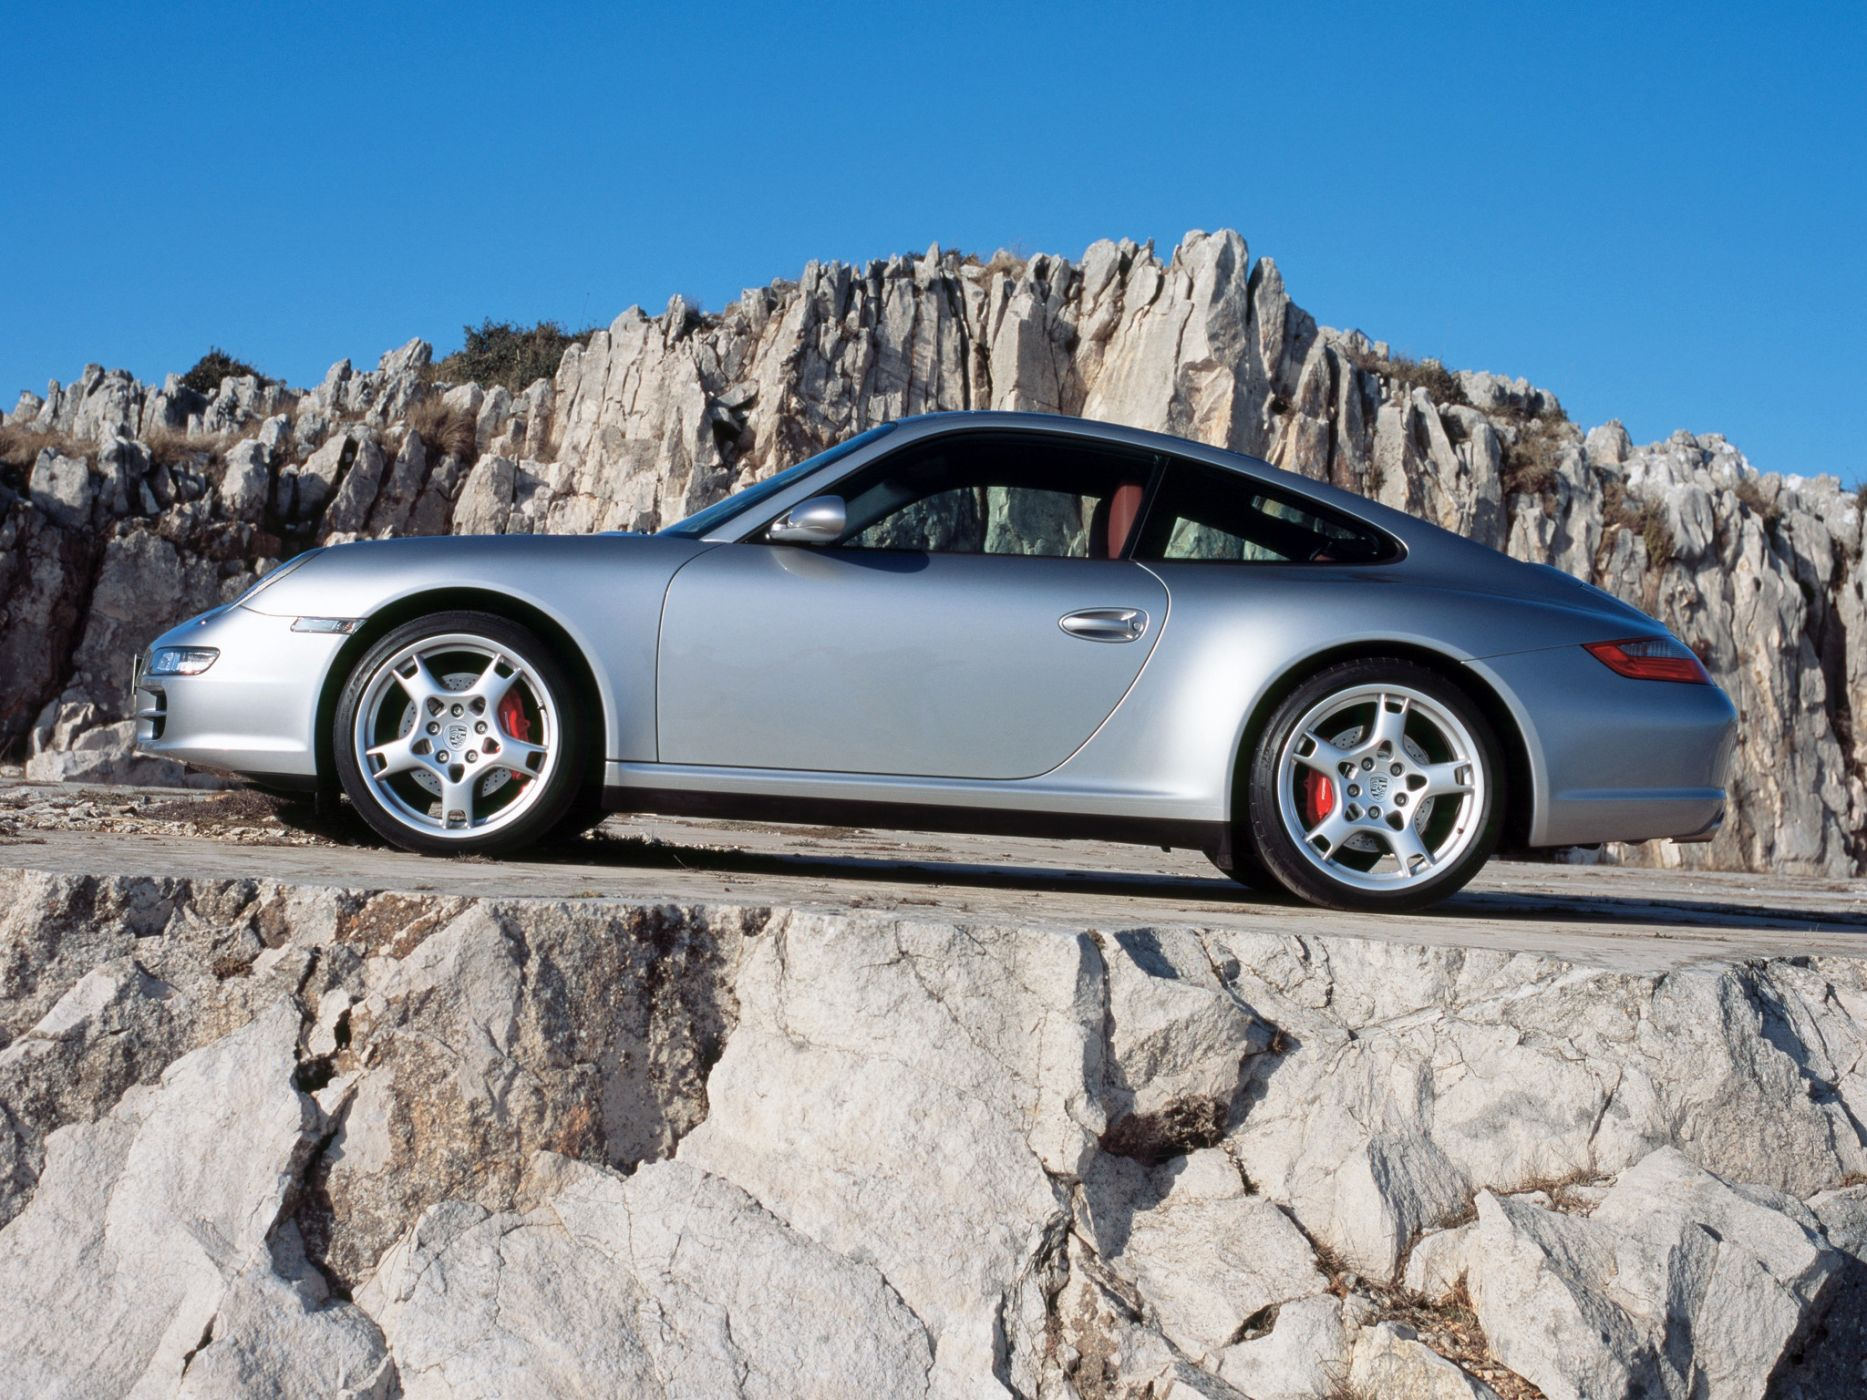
[{"left": 1583, "top": 637, "right": 1711, "bottom": 684}]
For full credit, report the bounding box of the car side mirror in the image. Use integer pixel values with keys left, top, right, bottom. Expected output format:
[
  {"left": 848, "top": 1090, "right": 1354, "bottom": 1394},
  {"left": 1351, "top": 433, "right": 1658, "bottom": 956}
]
[{"left": 766, "top": 495, "right": 846, "bottom": 545}]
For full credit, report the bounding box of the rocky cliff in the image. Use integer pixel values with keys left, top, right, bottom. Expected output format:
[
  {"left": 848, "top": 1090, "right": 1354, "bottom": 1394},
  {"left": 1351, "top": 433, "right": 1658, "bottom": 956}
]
[
  {"left": 0, "top": 864, "right": 1863, "bottom": 1397},
  {"left": 4, "top": 230, "right": 1862, "bottom": 874}
]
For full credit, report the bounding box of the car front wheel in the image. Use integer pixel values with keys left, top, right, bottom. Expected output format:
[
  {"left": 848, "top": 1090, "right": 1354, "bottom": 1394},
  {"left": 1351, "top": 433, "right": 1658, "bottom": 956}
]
[
  {"left": 334, "top": 611, "right": 586, "bottom": 856},
  {"left": 1242, "top": 659, "right": 1503, "bottom": 912}
]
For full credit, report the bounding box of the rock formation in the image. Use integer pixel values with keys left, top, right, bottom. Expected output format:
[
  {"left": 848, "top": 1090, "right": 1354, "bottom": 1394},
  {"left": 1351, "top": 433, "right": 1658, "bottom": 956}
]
[
  {"left": 3, "top": 231, "right": 1861, "bottom": 875},
  {"left": 0, "top": 867, "right": 1862, "bottom": 1396}
]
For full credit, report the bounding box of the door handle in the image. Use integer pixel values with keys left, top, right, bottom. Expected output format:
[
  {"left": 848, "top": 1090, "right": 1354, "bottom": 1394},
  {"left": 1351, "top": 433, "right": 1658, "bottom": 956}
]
[{"left": 1059, "top": 608, "right": 1149, "bottom": 643}]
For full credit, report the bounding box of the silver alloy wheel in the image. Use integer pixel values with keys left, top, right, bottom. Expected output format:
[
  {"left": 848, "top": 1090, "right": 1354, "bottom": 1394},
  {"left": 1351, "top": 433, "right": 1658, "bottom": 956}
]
[
  {"left": 351, "top": 632, "right": 559, "bottom": 839},
  {"left": 1274, "top": 683, "right": 1485, "bottom": 892}
]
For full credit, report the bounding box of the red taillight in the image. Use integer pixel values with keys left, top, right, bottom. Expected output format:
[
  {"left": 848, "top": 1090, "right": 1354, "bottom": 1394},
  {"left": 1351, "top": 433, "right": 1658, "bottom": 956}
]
[{"left": 1583, "top": 637, "right": 1711, "bottom": 684}]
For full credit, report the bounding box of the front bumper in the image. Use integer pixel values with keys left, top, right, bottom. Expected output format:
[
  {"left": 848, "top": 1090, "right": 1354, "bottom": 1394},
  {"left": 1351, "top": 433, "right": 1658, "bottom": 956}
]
[
  {"left": 133, "top": 605, "right": 351, "bottom": 781},
  {"left": 1470, "top": 645, "right": 1739, "bottom": 848}
]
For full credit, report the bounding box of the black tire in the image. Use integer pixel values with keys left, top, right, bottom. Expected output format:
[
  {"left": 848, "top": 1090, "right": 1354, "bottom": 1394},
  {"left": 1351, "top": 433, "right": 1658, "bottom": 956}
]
[
  {"left": 333, "top": 610, "right": 589, "bottom": 856},
  {"left": 544, "top": 791, "right": 610, "bottom": 845},
  {"left": 1209, "top": 827, "right": 1282, "bottom": 896},
  {"left": 1240, "top": 659, "right": 1504, "bottom": 913}
]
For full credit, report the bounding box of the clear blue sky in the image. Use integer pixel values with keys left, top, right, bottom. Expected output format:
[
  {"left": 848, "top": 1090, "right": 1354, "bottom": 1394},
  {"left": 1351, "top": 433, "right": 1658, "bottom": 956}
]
[{"left": 6, "top": 2, "right": 1863, "bottom": 486}]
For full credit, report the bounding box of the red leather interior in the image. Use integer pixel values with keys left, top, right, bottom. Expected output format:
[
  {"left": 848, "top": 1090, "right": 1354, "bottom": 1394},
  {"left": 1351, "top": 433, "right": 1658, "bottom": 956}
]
[{"left": 1104, "top": 481, "right": 1145, "bottom": 557}]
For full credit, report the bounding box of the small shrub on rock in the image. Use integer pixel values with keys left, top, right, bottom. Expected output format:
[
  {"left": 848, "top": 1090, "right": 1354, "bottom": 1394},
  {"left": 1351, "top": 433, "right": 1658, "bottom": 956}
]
[
  {"left": 179, "top": 348, "right": 266, "bottom": 395},
  {"left": 406, "top": 397, "right": 479, "bottom": 461},
  {"left": 1603, "top": 477, "right": 1675, "bottom": 569},
  {"left": 1500, "top": 408, "right": 1572, "bottom": 501},
  {"left": 1348, "top": 346, "right": 1470, "bottom": 408},
  {"left": 1098, "top": 1096, "right": 1227, "bottom": 1165},
  {"left": 433, "top": 320, "right": 596, "bottom": 394},
  {"left": 1734, "top": 474, "right": 1782, "bottom": 532}
]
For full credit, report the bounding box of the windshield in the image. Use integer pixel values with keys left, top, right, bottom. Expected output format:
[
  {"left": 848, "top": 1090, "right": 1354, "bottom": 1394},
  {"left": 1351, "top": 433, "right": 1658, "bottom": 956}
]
[{"left": 657, "top": 422, "right": 900, "bottom": 538}]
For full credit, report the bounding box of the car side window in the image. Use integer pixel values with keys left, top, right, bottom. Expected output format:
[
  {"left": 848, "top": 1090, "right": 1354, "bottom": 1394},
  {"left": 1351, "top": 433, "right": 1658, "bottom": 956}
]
[
  {"left": 829, "top": 435, "right": 1156, "bottom": 560},
  {"left": 1133, "top": 460, "right": 1395, "bottom": 564}
]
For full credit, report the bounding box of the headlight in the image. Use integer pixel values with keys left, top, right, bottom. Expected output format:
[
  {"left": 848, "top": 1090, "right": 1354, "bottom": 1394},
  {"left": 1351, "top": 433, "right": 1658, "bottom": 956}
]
[
  {"left": 148, "top": 647, "right": 220, "bottom": 676},
  {"left": 232, "top": 547, "right": 324, "bottom": 610}
]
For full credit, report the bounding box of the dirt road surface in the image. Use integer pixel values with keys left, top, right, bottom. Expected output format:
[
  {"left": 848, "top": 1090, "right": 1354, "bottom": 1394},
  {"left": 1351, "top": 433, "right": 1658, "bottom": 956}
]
[{"left": 1, "top": 781, "right": 1860, "bottom": 973}]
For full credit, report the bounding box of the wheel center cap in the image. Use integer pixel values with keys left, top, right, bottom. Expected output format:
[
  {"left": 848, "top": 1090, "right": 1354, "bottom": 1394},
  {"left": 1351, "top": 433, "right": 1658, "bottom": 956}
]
[
  {"left": 1367, "top": 773, "right": 1390, "bottom": 800},
  {"left": 446, "top": 721, "right": 471, "bottom": 751}
]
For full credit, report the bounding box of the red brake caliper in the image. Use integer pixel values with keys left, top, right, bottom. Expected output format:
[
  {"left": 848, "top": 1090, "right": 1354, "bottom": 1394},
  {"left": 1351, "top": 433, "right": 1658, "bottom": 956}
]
[
  {"left": 1301, "top": 769, "right": 1336, "bottom": 825},
  {"left": 498, "top": 692, "right": 532, "bottom": 784}
]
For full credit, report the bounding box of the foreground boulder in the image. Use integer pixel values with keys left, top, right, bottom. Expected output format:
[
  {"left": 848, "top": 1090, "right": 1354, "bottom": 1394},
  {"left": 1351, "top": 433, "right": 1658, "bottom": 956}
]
[
  {"left": 0, "top": 1000, "right": 388, "bottom": 1396},
  {"left": 0, "top": 866, "right": 1862, "bottom": 1396},
  {"left": 360, "top": 1156, "right": 932, "bottom": 1397}
]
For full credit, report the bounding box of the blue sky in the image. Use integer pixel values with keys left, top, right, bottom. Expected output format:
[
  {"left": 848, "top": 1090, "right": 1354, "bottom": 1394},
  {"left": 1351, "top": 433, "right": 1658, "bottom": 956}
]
[{"left": 5, "top": 2, "right": 1863, "bottom": 486}]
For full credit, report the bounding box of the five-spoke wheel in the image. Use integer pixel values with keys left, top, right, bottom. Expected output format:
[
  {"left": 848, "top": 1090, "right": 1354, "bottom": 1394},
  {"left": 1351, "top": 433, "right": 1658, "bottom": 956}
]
[
  {"left": 1242, "top": 660, "right": 1502, "bottom": 911},
  {"left": 334, "top": 612, "right": 587, "bottom": 855}
]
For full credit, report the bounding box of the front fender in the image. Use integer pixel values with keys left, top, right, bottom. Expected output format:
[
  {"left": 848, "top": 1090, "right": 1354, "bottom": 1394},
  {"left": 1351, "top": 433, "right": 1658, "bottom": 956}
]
[{"left": 246, "top": 534, "right": 710, "bottom": 763}]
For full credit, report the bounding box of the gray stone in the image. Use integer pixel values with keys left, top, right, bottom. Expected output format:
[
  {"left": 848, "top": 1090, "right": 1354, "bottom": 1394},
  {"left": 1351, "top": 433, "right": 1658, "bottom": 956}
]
[
  {"left": 0, "top": 1000, "right": 388, "bottom": 1395},
  {"left": 1348, "top": 1321, "right": 1502, "bottom": 1398},
  {"left": 358, "top": 1155, "right": 932, "bottom": 1399},
  {"left": 1466, "top": 1148, "right": 1841, "bottom": 1400},
  {"left": 28, "top": 449, "right": 94, "bottom": 527}
]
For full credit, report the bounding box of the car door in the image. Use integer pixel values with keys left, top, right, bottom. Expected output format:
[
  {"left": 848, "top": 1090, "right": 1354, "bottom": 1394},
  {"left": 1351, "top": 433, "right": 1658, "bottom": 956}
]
[{"left": 655, "top": 431, "right": 1167, "bottom": 780}]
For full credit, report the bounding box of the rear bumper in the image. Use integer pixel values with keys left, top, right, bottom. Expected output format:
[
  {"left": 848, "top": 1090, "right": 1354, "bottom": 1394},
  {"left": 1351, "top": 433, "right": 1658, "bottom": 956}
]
[
  {"left": 133, "top": 605, "right": 346, "bottom": 780},
  {"left": 1470, "top": 646, "right": 1738, "bottom": 848}
]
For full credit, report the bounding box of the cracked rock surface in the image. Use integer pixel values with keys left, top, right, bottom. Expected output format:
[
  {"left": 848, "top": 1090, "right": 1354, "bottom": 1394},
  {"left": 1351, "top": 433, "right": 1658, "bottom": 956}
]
[{"left": 1, "top": 863, "right": 1864, "bottom": 1397}]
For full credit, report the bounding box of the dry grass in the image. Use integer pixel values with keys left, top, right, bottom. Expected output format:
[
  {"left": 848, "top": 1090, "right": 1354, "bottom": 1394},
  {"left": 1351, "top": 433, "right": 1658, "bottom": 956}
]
[
  {"left": 0, "top": 423, "right": 89, "bottom": 471},
  {"left": 1603, "top": 477, "right": 1675, "bottom": 569},
  {"left": 1501, "top": 418, "right": 1570, "bottom": 500},
  {"left": 1302, "top": 1218, "right": 1546, "bottom": 1400},
  {"left": 965, "top": 247, "right": 1030, "bottom": 281},
  {"left": 1505, "top": 1166, "right": 1603, "bottom": 1213},
  {"left": 1733, "top": 474, "right": 1782, "bottom": 532},
  {"left": 1356, "top": 1277, "right": 1547, "bottom": 1400},
  {"left": 1347, "top": 346, "right": 1469, "bottom": 407},
  {"left": 143, "top": 424, "right": 235, "bottom": 470},
  {"left": 406, "top": 397, "right": 479, "bottom": 461}
]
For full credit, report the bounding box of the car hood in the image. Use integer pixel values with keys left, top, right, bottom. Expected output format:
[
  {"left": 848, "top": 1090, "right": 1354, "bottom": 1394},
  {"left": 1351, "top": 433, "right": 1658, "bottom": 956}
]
[{"left": 237, "top": 531, "right": 708, "bottom": 620}]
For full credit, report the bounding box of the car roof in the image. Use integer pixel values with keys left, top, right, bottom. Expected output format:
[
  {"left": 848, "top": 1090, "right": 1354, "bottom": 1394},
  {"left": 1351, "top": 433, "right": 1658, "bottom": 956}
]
[{"left": 882, "top": 410, "right": 1455, "bottom": 558}]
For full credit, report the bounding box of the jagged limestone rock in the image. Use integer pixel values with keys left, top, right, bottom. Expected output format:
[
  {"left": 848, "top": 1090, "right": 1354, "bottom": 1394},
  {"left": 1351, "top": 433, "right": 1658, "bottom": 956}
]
[
  {"left": 2, "top": 231, "right": 1857, "bottom": 876},
  {"left": 0, "top": 1000, "right": 388, "bottom": 1395},
  {"left": 358, "top": 1155, "right": 934, "bottom": 1398},
  {"left": 1466, "top": 1149, "right": 1841, "bottom": 1400}
]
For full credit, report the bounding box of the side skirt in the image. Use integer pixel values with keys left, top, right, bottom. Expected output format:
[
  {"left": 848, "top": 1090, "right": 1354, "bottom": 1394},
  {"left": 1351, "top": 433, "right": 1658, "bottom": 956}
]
[{"left": 601, "top": 785, "right": 1233, "bottom": 866}]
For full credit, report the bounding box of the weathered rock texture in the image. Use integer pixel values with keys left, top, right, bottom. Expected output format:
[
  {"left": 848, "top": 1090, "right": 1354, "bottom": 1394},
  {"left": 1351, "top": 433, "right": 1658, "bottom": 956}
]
[
  {"left": 4, "top": 231, "right": 1862, "bottom": 873},
  {"left": 0, "top": 866, "right": 1863, "bottom": 1397}
]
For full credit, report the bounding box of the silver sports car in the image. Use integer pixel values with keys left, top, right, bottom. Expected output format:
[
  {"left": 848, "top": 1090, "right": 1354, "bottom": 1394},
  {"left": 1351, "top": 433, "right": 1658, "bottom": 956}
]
[{"left": 134, "top": 412, "right": 1736, "bottom": 911}]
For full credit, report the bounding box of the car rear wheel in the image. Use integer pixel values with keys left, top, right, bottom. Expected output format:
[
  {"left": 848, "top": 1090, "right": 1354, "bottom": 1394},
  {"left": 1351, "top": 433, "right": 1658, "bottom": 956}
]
[
  {"left": 334, "top": 611, "right": 586, "bottom": 856},
  {"left": 1241, "top": 660, "right": 1502, "bottom": 912}
]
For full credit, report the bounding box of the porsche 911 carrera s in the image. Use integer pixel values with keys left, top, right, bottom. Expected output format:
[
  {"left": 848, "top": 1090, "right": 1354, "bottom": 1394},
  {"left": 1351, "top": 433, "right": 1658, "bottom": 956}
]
[{"left": 134, "top": 412, "right": 1736, "bottom": 911}]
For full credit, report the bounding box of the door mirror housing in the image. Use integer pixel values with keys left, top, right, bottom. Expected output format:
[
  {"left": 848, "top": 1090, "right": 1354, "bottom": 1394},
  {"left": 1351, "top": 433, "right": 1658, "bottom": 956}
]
[{"left": 766, "top": 495, "right": 847, "bottom": 545}]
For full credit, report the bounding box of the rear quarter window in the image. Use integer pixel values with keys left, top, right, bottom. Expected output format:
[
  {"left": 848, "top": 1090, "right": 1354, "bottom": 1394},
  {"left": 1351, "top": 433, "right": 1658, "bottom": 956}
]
[{"left": 1134, "top": 460, "right": 1397, "bottom": 565}]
